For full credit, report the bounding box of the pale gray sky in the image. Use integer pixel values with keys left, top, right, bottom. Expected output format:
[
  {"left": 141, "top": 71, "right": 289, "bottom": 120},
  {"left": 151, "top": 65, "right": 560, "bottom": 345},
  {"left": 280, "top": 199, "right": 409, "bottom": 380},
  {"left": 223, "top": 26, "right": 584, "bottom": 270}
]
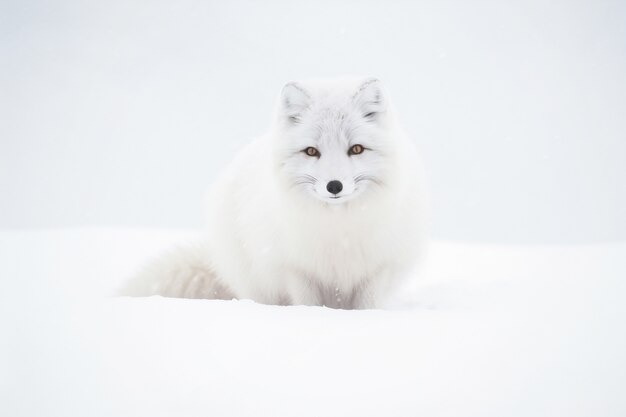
[{"left": 1, "top": 0, "right": 625, "bottom": 243}]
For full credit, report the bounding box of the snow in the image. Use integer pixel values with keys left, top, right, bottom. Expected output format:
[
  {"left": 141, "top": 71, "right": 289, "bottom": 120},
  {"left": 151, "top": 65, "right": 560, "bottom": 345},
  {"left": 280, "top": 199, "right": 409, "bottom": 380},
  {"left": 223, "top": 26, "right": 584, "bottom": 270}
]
[{"left": 1, "top": 229, "right": 625, "bottom": 416}]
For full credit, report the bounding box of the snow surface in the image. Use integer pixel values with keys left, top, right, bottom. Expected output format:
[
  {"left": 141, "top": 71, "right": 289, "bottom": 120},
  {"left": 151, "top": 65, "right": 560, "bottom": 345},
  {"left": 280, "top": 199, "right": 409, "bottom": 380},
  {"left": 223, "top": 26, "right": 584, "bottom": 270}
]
[{"left": 1, "top": 229, "right": 625, "bottom": 417}]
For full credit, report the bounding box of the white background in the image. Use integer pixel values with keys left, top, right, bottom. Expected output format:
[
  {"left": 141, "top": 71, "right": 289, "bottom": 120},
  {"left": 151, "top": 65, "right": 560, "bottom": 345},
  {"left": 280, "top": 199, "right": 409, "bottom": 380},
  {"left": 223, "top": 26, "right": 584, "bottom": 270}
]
[{"left": 1, "top": 0, "right": 625, "bottom": 243}]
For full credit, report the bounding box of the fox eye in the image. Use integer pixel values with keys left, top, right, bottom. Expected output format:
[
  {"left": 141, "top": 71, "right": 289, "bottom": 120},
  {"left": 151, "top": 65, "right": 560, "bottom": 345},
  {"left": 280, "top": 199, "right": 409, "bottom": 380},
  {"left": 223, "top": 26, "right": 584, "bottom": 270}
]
[
  {"left": 303, "top": 147, "right": 320, "bottom": 157},
  {"left": 364, "top": 112, "right": 376, "bottom": 119},
  {"left": 348, "top": 144, "right": 364, "bottom": 155}
]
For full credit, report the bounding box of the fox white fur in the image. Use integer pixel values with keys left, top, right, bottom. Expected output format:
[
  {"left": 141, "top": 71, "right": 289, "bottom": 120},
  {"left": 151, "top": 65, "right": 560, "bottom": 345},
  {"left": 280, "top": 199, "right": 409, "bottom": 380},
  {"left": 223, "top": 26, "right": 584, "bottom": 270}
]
[{"left": 123, "top": 77, "right": 425, "bottom": 309}]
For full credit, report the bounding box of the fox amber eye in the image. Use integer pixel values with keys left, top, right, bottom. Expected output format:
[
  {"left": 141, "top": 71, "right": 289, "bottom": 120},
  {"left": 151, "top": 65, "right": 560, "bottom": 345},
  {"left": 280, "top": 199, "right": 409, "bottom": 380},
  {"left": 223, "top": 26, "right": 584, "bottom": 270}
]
[
  {"left": 348, "top": 144, "right": 364, "bottom": 155},
  {"left": 304, "top": 147, "right": 320, "bottom": 157}
]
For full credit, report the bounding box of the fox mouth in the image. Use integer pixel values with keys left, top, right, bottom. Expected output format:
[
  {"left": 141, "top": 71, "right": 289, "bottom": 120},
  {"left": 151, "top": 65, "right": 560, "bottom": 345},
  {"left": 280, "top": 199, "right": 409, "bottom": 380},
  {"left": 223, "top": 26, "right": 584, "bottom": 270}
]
[{"left": 326, "top": 194, "right": 351, "bottom": 204}]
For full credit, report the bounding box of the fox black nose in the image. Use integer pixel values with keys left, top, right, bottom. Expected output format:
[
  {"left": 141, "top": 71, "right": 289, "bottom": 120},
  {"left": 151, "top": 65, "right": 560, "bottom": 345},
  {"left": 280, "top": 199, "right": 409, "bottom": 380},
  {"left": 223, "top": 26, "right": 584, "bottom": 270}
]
[{"left": 326, "top": 180, "right": 343, "bottom": 195}]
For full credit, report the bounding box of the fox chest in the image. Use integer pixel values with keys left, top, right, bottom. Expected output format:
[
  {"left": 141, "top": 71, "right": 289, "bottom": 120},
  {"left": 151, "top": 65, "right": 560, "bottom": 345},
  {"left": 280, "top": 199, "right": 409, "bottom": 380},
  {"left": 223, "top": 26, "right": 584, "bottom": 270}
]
[{"left": 278, "top": 216, "right": 399, "bottom": 285}]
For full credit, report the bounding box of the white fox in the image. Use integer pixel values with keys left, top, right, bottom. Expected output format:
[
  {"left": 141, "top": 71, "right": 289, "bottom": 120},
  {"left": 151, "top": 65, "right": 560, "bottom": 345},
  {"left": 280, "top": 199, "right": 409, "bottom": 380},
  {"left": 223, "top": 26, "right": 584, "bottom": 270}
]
[{"left": 123, "top": 77, "right": 425, "bottom": 309}]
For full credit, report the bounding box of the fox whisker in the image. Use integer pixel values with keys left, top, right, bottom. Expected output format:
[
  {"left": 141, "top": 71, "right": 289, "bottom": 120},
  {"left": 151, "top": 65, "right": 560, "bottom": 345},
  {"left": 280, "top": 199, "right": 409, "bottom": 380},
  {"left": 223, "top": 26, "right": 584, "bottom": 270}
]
[
  {"left": 291, "top": 175, "right": 318, "bottom": 189},
  {"left": 354, "top": 174, "right": 383, "bottom": 187}
]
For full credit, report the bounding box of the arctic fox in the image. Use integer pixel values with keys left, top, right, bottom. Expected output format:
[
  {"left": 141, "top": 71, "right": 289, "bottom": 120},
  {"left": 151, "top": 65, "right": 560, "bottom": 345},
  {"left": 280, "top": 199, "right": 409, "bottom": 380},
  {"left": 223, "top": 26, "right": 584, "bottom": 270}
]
[{"left": 123, "top": 77, "right": 425, "bottom": 309}]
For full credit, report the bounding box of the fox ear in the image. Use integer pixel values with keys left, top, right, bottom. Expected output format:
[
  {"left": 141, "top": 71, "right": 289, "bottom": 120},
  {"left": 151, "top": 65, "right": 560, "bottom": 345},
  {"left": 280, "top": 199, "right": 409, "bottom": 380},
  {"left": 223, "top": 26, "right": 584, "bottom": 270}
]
[
  {"left": 353, "top": 78, "right": 386, "bottom": 119},
  {"left": 281, "top": 82, "right": 311, "bottom": 124}
]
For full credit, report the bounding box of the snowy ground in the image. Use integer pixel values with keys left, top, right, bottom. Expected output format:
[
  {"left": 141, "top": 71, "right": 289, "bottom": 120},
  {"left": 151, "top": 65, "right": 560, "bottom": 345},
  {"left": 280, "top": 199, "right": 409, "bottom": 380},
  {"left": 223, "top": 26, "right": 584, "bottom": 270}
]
[{"left": 1, "top": 229, "right": 625, "bottom": 417}]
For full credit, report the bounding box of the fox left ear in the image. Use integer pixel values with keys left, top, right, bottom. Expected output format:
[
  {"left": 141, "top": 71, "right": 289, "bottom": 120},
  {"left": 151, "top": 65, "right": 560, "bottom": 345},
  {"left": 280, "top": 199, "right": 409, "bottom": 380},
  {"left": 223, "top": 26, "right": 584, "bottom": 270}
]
[
  {"left": 353, "top": 78, "right": 387, "bottom": 119},
  {"left": 281, "top": 82, "right": 312, "bottom": 124}
]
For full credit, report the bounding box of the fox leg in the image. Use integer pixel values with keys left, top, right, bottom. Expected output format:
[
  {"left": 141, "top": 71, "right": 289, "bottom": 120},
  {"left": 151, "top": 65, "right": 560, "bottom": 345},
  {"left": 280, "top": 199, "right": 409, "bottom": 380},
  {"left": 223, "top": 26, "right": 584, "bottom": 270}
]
[{"left": 285, "top": 275, "right": 321, "bottom": 306}]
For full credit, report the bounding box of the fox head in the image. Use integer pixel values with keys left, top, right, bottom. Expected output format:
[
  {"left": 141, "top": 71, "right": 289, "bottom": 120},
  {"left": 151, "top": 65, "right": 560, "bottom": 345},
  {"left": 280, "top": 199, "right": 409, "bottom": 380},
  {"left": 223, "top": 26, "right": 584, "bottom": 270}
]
[{"left": 273, "top": 77, "right": 397, "bottom": 205}]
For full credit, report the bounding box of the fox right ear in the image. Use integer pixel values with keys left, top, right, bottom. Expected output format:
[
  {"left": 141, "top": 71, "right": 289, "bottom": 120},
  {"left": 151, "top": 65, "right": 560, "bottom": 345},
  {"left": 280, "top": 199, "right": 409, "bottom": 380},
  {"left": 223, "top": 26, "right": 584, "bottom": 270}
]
[
  {"left": 353, "top": 78, "right": 387, "bottom": 119},
  {"left": 280, "top": 82, "right": 311, "bottom": 124}
]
